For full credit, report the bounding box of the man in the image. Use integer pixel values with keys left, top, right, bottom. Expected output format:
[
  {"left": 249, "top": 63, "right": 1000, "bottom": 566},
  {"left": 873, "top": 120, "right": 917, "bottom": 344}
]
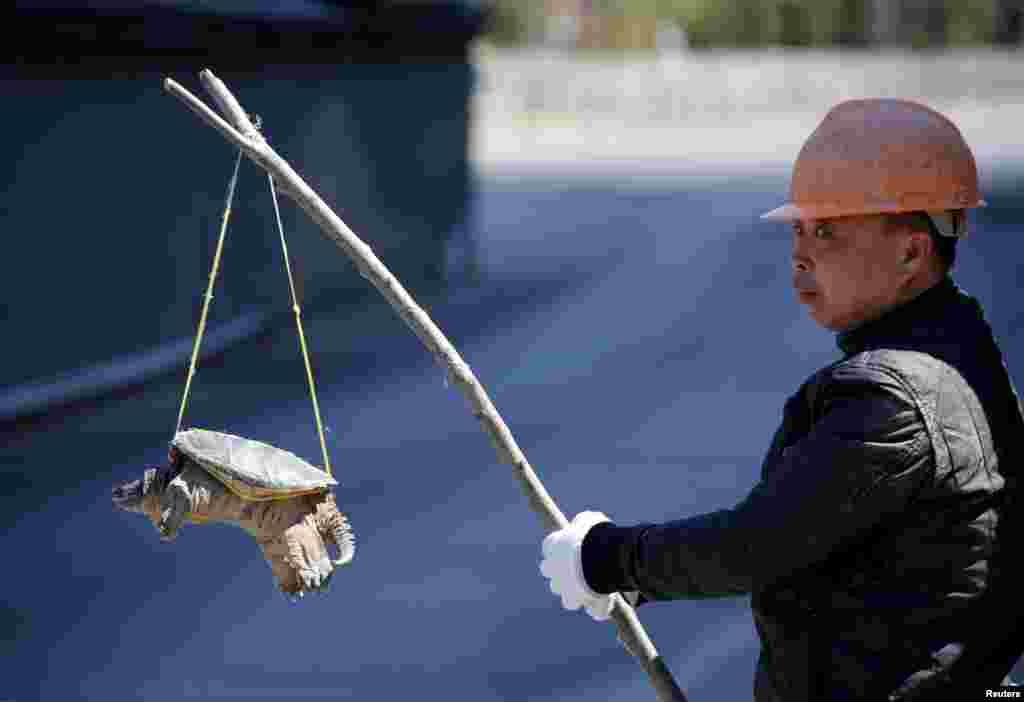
[{"left": 539, "top": 99, "right": 1024, "bottom": 700}]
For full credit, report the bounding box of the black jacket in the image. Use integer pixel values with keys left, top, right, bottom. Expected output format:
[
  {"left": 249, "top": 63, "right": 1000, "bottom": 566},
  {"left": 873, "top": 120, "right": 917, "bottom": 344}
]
[{"left": 583, "top": 277, "right": 1024, "bottom": 700}]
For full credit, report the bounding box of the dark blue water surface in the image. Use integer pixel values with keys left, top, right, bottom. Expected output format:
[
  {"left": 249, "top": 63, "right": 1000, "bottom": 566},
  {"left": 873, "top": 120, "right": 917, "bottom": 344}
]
[{"left": 3, "top": 165, "right": 1023, "bottom": 701}]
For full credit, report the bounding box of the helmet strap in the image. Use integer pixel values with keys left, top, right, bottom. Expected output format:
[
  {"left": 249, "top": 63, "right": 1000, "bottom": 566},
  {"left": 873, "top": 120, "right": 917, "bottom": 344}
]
[{"left": 926, "top": 210, "right": 968, "bottom": 239}]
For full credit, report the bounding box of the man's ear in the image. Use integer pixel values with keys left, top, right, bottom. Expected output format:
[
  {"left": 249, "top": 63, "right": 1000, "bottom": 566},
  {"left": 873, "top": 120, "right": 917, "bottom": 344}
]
[{"left": 901, "top": 231, "right": 932, "bottom": 270}]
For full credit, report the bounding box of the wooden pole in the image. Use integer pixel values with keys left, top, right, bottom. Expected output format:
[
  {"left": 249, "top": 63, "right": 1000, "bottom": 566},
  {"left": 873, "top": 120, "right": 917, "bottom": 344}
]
[{"left": 164, "top": 70, "right": 688, "bottom": 702}]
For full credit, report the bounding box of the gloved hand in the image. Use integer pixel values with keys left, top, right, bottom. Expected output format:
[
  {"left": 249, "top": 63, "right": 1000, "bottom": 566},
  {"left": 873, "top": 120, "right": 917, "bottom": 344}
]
[{"left": 540, "top": 511, "right": 615, "bottom": 621}]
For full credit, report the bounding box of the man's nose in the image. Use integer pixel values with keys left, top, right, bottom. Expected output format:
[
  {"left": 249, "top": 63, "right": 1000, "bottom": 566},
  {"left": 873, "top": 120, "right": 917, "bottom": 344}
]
[{"left": 791, "top": 235, "right": 812, "bottom": 272}]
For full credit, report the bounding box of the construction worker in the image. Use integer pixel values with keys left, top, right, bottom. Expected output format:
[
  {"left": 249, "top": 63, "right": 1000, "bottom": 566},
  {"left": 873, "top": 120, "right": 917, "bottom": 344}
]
[{"left": 539, "top": 99, "right": 1024, "bottom": 700}]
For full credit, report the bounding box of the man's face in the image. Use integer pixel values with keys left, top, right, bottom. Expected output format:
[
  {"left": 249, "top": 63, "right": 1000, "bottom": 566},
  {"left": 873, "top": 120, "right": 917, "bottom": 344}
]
[{"left": 790, "top": 214, "right": 911, "bottom": 332}]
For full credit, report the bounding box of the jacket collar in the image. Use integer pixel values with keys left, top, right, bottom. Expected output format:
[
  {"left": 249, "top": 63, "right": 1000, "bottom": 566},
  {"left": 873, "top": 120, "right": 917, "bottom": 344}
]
[{"left": 836, "top": 276, "right": 965, "bottom": 357}]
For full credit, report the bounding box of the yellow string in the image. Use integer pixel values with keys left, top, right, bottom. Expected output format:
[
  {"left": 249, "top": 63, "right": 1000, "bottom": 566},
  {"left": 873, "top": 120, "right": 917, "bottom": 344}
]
[
  {"left": 172, "top": 141, "right": 331, "bottom": 478},
  {"left": 267, "top": 174, "right": 332, "bottom": 477},
  {"left": 175, "top": 150, "right": 244, "bottom": 437}
]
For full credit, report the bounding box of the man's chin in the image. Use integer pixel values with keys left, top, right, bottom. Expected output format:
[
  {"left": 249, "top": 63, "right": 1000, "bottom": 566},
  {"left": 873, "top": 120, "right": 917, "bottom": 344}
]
[
  {"left": 816, "top": 313, "right": 854, "bottom": 333},
  {"left": 802, "top": 302, "right": 844, "bottom": 332}
]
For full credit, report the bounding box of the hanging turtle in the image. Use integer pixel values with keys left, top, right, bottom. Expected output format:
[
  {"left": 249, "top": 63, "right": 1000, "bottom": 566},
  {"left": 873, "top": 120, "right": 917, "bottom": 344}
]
[
  {"left": 112, "top": 429, "right": 355, "bottom": 599},
  {"left": 112, "top": 143, "right": 355, "bottom": 600}
]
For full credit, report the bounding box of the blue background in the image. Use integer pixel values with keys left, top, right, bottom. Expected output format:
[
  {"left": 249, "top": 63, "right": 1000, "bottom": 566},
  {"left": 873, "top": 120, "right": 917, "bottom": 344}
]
[{"left": 4, "top": 162, "right": 1023, "bottom": 700}]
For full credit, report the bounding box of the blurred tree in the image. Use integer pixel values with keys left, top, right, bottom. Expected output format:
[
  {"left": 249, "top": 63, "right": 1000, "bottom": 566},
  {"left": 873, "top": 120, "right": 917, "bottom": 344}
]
[
  {"left": 778, "top": 1, "right": 812, "bottom": 46},
  {"left": 834, "top": 0, "right": 869, "bottom": 46},
  {"left": 485, "top": 0, "right": 543, "bottom": 45},
  {"left": 948, "top": 0, "right": 997, "bottom": 44},
  {"left": 906, "top": 0, "right": 949, "bottom": 48},
  {"left": 478, "top": 0, "right": 1013, "bottom": 48},
  {"left": 733, "top": 0, "right": 763, "bottom": 46},
  {"left": 995, "top": 0, "right": 1024, "bottom": 44}
]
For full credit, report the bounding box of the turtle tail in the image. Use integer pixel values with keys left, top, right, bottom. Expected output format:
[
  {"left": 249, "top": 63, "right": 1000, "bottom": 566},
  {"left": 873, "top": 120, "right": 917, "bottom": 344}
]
[{"left": 319, "top": 493, "right": 355, "bottom": 567}]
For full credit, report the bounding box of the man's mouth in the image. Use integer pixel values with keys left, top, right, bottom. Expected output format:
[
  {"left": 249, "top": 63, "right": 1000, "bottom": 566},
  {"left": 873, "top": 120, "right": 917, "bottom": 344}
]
[
  {"left": 793, "top": 282, "right": 818, "bottom": 301},
  {"left": 792, "top": 272, "right": 817, "bottom": 301}
]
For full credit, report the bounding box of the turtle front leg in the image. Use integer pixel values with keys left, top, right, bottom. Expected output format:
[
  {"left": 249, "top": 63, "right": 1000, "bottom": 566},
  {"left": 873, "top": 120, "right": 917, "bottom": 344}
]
[{"left": 158, "top": 475, "right": 192, "bottom": 542}]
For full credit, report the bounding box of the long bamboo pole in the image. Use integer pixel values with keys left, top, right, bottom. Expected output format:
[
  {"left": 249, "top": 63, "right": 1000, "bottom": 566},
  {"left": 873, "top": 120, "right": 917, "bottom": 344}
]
[{"left": 164, "top": 70, "right": 688, "bottom": 702}]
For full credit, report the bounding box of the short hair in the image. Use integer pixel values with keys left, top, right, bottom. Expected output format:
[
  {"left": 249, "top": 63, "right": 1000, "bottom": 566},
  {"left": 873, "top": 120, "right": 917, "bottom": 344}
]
[{"left": 885, "top": 211, "right": 958, "bottom": 270}]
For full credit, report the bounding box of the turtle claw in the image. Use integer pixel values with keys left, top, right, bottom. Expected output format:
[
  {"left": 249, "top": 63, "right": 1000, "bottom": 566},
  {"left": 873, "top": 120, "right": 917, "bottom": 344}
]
[{"left": 300, "top": 569, "right": 323, "bottom": 592}]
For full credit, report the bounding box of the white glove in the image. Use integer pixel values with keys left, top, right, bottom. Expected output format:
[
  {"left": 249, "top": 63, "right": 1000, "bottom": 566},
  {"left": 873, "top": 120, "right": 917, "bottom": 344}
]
[{"left": 539, "top": 511, "right": 614, "bottom": 621}]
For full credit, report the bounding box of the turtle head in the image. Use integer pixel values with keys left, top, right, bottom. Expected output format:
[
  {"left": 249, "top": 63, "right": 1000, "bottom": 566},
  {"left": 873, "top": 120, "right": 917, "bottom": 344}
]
[
  {"left": 111, "top": 467, "right": 159, "bottom": 513},
  {"left": 112, "top": 460, "right": 182, "bottom": 514}
]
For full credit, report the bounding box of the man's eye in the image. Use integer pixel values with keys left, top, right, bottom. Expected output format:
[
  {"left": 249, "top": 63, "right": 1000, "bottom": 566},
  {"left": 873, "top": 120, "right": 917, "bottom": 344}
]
[{"left": 814, "top": 224, "right": 833, "bottom": 240}]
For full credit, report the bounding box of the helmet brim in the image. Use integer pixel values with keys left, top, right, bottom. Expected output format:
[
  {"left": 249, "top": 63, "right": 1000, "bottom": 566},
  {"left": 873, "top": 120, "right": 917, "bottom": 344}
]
[
  {"left": 760, "top": 199, "right": 987, "bottom": 222},
  {"left": 760, "top": 203, "right": 802, "bottom": 221}
]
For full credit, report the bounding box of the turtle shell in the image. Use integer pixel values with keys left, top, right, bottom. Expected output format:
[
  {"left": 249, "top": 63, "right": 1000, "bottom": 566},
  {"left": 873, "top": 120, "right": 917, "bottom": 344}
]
[{"left": 172, "top": 428, "right": 337, "bottom": 501}]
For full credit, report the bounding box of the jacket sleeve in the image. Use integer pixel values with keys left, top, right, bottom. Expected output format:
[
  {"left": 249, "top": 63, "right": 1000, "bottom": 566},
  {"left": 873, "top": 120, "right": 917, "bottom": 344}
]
[{"left": 582, "top": 363, "right": 932, "bottom": 600}]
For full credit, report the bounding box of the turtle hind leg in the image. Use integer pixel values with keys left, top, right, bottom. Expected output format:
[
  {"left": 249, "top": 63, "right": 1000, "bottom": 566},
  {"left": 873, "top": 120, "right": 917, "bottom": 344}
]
[
  {"left": 277, "top": 508, "right": 334, "bottom": 594},
  {"left": 257, "top": 536, "right": 303, "bottom": 595},
  {"left": 255, "top": 494, "right": 353, "bottom": 600}
]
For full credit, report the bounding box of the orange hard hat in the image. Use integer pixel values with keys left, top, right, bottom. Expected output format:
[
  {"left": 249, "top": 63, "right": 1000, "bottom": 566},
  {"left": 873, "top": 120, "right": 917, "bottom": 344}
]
[{"left": 761, "top": 98, "right": 986, "bottom": 225}]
